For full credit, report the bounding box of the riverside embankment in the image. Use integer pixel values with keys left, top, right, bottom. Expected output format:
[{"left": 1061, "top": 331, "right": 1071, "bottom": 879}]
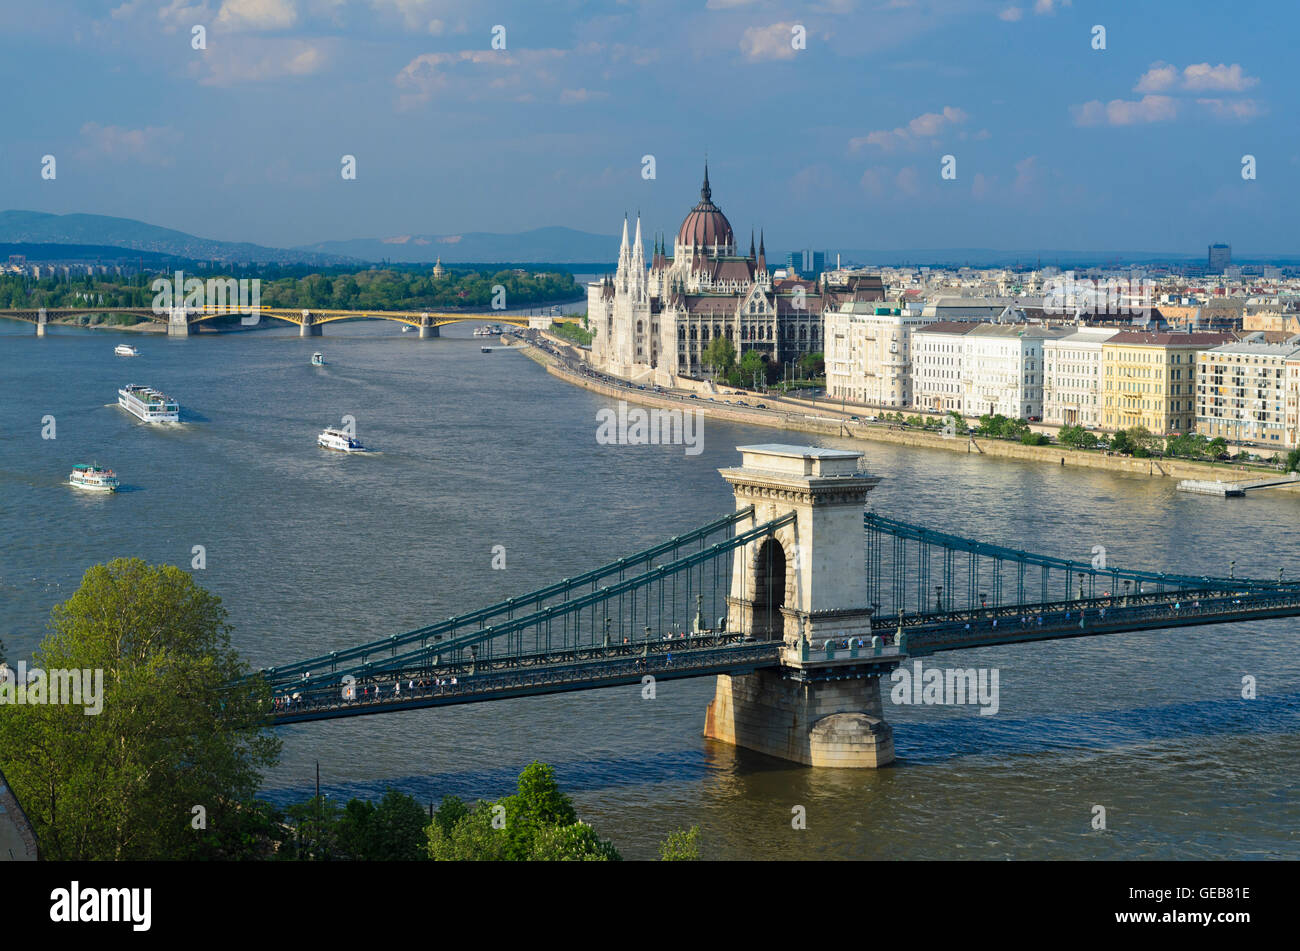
[{"left": 517, "top": 334, "right": 1298, "bottom": 491}]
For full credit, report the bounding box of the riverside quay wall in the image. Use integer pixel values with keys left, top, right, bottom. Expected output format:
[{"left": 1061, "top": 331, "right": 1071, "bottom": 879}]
[{"left": 518, "top": 338, "right": 1297, "bottom": 489}]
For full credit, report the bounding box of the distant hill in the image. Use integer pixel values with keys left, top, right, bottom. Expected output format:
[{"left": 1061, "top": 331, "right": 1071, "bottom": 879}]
[
  {"left": 297, "top": 226, "right": 617, "bottom": 264},
  {"left": 0, "top": 211, "right": 355, "bottom": 266}
]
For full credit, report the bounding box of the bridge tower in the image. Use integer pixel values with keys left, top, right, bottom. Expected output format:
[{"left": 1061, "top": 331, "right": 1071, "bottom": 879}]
[
  {"left": 167, "top": 306, "right": 192, "bottom": 336},
  {"left": 300, "top": 310, "right": 322, "bottom": 336},
  {"left": 704, "top": 444, "right": 897, "bottom": 768},
  {"left": 418, "top": 313, "right": 440, "bottom": 338},
  {"left": 35, "top": 308, "right": 46, "bottom": 337}
]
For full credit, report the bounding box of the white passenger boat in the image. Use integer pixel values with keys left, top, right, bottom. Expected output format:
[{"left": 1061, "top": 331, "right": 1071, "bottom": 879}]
[
  {"left": 311, "top": 352, "right": 325, "bottom": 366},
  {"left": 318, "top": 428, "right": 367, "bottom": 453},
  {"left": 114, "top": 344, "right": 139, "bottom": 357},
  {"left": 118, "top": 384, "right": 180, "bottom": 422},
  {"left": 68, "top": 464, "right": 119, "bottom": 492},
  {"left": 472, "top": 326, "right": 491, "bottom": 337}
]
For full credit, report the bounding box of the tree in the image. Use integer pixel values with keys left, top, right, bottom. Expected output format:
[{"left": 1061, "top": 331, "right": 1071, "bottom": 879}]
[
  {"left": 1021, "top": 431, "right": 1050, "bottom": 446},
  {"left": 739, "top": 349, "right": 766, "bottom": 387},
  {"left": 659, "top": 826, "right": 701, "bottom": 860},
  {"left": 1110, "top": 430, "right": 1133, "bottom": 455},
  {"left": 799, "top": 351, "right": 825, "bottom": 377},
  {"left": 1286, "top": 448, "right": 1300, "bottom": 473},
  {"left": 0, "top": 558, "right": 281, "bottom": 860},
  {"left": 426, "top": 762, "right": 621, "bottom": 861},
  {"left": 702, "top": 335, "right": 736, "bottom": 375}
]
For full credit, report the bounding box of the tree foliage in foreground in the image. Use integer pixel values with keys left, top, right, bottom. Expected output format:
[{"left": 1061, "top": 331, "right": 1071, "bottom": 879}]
[
  {"left": 0, "top": 558, "right": 280, "bottom": 860},
  {"left": 426, "top": 762, "right": 621, "bottom": 861}
]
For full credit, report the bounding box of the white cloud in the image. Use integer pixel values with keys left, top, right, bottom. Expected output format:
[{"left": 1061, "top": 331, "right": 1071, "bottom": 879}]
[
  {"left": 850, "top": 106, "right": 967, "bottom": 151},
  {"left": 739, "top": 22, "right": 800, "bottom": 62},
  {"left": 215, "top": 0, "right": 296, "bottom": 31},
  {"left": 196, "top": 37, "right": 327, "bottom": 85},
  {"left": 1197, "top": 98, "right": 1263, "bottom": 120},
  {"left": 1072, "top": 95, "right": 1178, "bottom": 126},
  {"left": 999, "top": 7, "right": 1023, "bottom": 21},
  {"left": 1182, "top": 62, "right": 1259, "bottom": 92},
  {"left": 79, "top": 123, "right": 174, "bottom": 165},
  {"left": 1135, "top": 62, "right": 1179, "bottom": 93},
  {"left": 1136, "top": 61, "right": 1258, "bottom": 93},
  {"left": 395, "top": 48, "right": 568, "bottom": 106},
  {"left": 1033, "top": 0, "right": 1070, "bottom": 12},
  {"left": 895, "top": 166, "right": 921, "bottom": 196},
  {"left": 559, "top": 88, "right": 609, "bottom": 104}
]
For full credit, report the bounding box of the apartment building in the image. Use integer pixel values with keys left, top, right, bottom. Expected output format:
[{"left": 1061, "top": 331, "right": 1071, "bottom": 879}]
[
  {"left": 1042, "top": 327, "right": 1120, "bottom": 427},
  {"left": 1102, "top": 331, "right": 1233, "bottom": 434},
  {"left": 1196, "top": 335, "right": 1300, "bottom": 447},
  {"left": 912, "top": 322, "right": 977, "bottom": 413},
  {"left": 963, "top": 324, "right": 1070, "bottom": 419},
  {"left": 824, "top": 303, "right": 933, "bottom": 407}
]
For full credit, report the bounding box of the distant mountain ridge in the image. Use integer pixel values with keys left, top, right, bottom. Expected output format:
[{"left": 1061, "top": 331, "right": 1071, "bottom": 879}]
[
  {"left": 0, "top": 211, "right": 355, "bottom": 266},
  {"left": 296, "top": 226, "right": 617, "bottom": 264}
]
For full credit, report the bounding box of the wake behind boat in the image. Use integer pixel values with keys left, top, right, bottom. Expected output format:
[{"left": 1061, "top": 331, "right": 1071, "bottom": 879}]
[
  {"left": 318, "top": 428, "right": 368, "bottom": 453},
  {"left": 118, "top": 384, "right": 179, "bottom": 422}
]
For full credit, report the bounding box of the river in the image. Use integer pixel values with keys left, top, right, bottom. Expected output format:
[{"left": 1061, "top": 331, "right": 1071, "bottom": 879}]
[{"left": 2, "top": 317, "right": 1298, "bottom": 859}]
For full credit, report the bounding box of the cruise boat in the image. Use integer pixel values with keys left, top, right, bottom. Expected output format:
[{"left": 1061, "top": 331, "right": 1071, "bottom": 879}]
[
  {"left": 311, "top": 352, "right": 325, "bottom": 366},
  {"left": 114, "top": 344, "right": 139, "bottom": 357},
  {"left": 472, "top": 326, "right": 492, "bottom": 337},
  {"left": 318, "top": 428, "right": 367, "bottom": 453},
  {"left": 481, "top": 346, "right": 493, "bottom": 353},
  {"left": 118, "top": 384, "right": 180, "bottom": 423},
  {"left": 68, "top": 464, "right": 119, "bottom": 492}
]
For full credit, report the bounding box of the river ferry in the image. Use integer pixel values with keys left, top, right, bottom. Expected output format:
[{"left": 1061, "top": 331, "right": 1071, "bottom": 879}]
[
  {"left": 118, "top": 384, "right": 180, "bottom": 422},
  {"left": 114, "top": 344, "right": 139, "bottom": 357},
  {"left": 311, "top": 352, "right": 325, "bottom": 366},
  {"left": 318, "top": 428, "right": 367, "bottom": 453},
  {"left": 68, "top": 464, "right": 119, "bottom": 492}
]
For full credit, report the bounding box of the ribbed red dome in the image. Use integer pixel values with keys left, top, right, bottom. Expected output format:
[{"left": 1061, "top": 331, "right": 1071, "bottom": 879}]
[{"left": 677, "top": 166, "right": 734, "bottom": 251}]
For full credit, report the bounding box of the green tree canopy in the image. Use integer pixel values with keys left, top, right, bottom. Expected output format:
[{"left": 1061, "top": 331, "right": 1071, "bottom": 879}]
[
  {"left": 702, "top": 335, "right": 736, "bottom": 374},
  {"left": 0, "top": 558, "right": 280, "bottom": 860},
  {"left": 426, "top": 761, "right": 620, "bottom": 861},
  {"left": 659, "top": 826, "right": 702, "bottom": 860}
]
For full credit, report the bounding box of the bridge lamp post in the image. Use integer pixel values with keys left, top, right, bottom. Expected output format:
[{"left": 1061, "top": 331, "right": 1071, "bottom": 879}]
[{"left": 935, "top": 586, "right": 943, "bottom": 613}]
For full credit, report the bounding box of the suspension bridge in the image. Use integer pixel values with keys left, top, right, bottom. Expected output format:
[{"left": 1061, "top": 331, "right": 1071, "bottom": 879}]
[
  {"left": 257, "top": 444, "right": 1300, "bottom": 767},
  {"left": 2, "top": 305, "right": 579, "bottom": 337}
]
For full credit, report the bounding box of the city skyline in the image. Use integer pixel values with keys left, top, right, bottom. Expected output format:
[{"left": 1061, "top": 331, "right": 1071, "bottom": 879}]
[{"left": 1, "top": 0, "right": 1292, "bottom": 256}]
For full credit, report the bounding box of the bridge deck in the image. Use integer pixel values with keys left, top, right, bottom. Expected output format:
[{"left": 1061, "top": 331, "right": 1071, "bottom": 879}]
[{"left": 266, "top": 588, "right": 1300, "bottom": 725}]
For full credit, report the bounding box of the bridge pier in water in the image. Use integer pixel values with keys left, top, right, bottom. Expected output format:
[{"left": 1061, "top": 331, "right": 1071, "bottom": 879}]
[
  {"left": 704, "top": 445, "right": 897, "bottom": 768},
  {"left": 167, "top": 306, "right": 192, "bottom": 336},
  {"left": 300, "top": 310, "right": 321, "bottom": 336},
  {"left": 35, "top": 308, "right": 45, "bottom": 336},
  {"left": 419, "top": 313, "right": 439, "bottom": 338}
]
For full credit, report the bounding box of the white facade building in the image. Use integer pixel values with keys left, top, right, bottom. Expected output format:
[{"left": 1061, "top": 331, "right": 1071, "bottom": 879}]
[
  {"left": 963, "top": 324, "right": 1070, "bottom": 419},
  {"left": 1042, "top": 327, "right": 1120, "bottom": 427},
  {"left": 912, "top": 322, "right": 976, "bottom": 413},
  {"left": 824, "top": 305, "right": 933, "bottom": 407},
  {"left": 1197, "top": 334, "right": 1300, "bottom": 447}
]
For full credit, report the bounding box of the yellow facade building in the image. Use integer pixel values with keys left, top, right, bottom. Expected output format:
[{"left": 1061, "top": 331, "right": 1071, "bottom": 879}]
[{"left": 1102, "top": 331, "right": 1232, "bottom": 434}]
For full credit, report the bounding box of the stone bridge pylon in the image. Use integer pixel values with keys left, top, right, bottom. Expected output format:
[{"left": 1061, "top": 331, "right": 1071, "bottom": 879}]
[{"left": 704, "top": 444, "right": 897, "bottom": 768}]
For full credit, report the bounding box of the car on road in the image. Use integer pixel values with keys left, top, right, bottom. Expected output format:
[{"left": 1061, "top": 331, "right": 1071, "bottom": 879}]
[
  {"left": 849, "top": 415, "right": 861, "bottom": 422},
  {"left": 756, "top": 403, "right": 767, "bottom": 409},
  {"left": 736, "top": 400, "right": 749, "bottom": 407},
  {"left": 689, "top": 394, "right": 699, "bottom": 399}
]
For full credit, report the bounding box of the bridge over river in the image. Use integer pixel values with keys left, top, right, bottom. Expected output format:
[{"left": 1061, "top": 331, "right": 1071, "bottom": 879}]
[
  {"left": 254, "top": 444, "right": 1300, "bottom": 768},
  {"left": 1, "top": 304, "right": 578, "bottom": 337}
]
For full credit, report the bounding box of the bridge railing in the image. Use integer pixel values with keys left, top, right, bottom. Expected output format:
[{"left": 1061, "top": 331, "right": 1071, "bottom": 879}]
[
  {"left": 262, "top": 506, "right": 758, "bottom": 687},
  {"left": 265, "top": 509, "right": 793, "bottom": 692},
  {"left": 865, "top": 511, "right": 1297, "bottom": 619}
]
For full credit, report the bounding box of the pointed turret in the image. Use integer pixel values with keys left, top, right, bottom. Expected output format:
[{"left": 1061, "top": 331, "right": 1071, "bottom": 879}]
[{"left": 749, "top": 230, "right": 756, "bottom": 260}]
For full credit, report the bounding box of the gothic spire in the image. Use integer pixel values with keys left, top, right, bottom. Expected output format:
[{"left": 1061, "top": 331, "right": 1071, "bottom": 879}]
[{"left": 701, "top": 161, "right": 712, "bottom": 203}]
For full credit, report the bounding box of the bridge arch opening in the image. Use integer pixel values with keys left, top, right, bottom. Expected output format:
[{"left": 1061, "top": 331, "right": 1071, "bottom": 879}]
[{"left": 752, "top": 538, "right": 787, "bottom": 640}]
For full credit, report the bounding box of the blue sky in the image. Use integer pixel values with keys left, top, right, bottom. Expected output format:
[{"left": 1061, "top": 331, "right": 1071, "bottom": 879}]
[{"left": 0, "top": 0, "right": 1292, "bottom": 256}]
